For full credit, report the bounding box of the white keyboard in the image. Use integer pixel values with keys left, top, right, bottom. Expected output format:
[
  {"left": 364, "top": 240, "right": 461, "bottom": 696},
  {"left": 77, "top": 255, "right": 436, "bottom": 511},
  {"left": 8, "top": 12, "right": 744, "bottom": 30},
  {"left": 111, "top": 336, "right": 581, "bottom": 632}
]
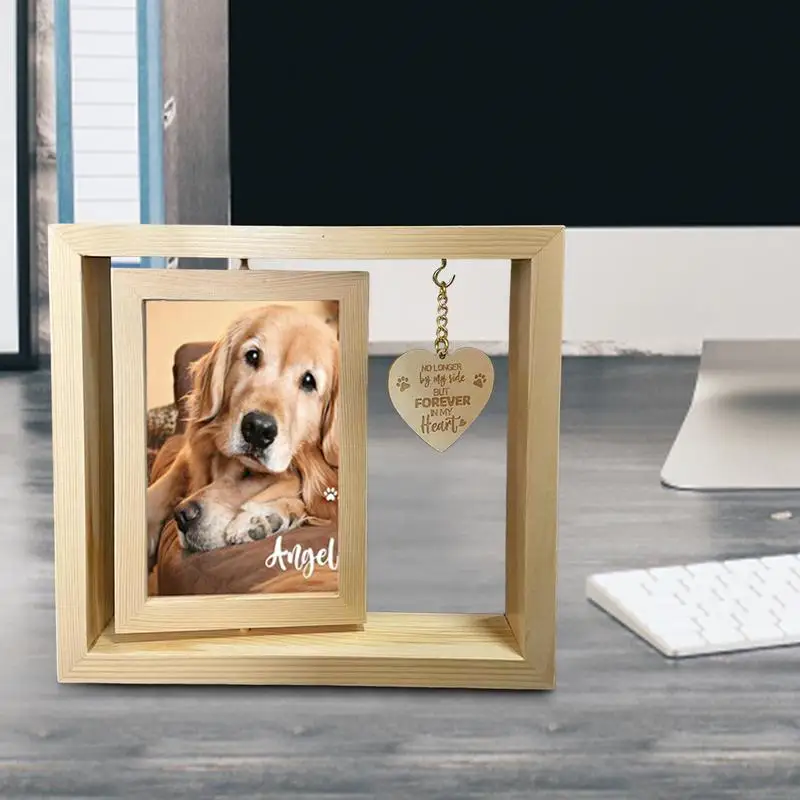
[{"left": 587, "top": 554, "right": 800, "bottom": 658}]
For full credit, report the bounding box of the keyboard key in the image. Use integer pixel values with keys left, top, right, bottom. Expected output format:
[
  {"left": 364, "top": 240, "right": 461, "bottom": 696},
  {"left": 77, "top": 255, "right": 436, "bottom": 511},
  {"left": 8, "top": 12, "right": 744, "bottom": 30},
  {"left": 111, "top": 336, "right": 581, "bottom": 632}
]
[
  {"left": 635, "top": 596, "right": 685, "bottom": 616},
  {"left": 777, "top": 617, "right": 800, "bottom": 636},
  {"left": 687, "top": 562, "right": 727, "bottom": 578},
  {"left": 701, "top": 626, "right": 747, "bottom": 648},
  {"left": 739, "top": 593, "right": 777, "bottom": 611},
  {"left": 649, "top": 566, "right": 691, "bottom": 583},
  {"left": 724, "top": 559, "right": 763, "bottom": 574},
  {"left": 732, "top": 611, "right": 780, "bottom": 631},
  {"left": 740, "top": 623, "right": 785, "bottom": 643},
  {"left": 604, "top": 585, "right": 649, "bottom": 605},
  {"left": 651, "top": 617, "right": 701, "bottom": 636},
  {"left": 760, "top": 555, "right": 800, "bottom": 570},
  {"left": 696, "top": 609, "right": 738, "bottom": 628}
]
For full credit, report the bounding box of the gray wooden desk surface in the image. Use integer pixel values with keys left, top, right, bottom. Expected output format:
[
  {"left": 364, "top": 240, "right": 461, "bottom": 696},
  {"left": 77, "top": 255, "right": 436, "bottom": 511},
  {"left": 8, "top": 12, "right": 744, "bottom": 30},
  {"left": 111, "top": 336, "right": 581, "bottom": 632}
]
[{"left": 2, "top": 358, "right": 800, "bottom": 799}]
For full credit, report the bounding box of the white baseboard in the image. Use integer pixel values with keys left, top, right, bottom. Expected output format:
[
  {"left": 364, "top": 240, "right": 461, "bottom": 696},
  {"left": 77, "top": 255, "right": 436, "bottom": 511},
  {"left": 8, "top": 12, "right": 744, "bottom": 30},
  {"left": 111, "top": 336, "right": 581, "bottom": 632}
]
[{"left": 561, "top": 340, "right": 701, "bottom": 357}]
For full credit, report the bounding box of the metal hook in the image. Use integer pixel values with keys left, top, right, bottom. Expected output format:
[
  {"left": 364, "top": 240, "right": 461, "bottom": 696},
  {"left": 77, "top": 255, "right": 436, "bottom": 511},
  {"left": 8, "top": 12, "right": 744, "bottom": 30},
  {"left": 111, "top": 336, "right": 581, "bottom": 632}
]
[{"left": 432, "top": 259, "right": 455, "bottom": 289}]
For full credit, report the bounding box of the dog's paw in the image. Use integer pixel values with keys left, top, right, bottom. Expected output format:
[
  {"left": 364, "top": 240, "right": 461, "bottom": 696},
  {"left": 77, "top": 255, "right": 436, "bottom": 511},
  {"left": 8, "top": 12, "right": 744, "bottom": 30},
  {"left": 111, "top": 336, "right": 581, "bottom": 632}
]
[
  {"left": 323, "top": 487, "right": 338, "bottom": 502},
  {"left": 224, "top": 504, "right": 301, "bottom": 546},
  {"left": 224, "top": 510, "right": 283, "bottom": 545}
]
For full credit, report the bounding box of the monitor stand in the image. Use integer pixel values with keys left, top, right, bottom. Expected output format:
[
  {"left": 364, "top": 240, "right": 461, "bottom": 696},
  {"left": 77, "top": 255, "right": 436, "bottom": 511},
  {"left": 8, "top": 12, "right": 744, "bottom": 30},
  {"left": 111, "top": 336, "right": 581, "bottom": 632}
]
[{"left": 661, "top": 340, "right": 800, "bottom": 490}]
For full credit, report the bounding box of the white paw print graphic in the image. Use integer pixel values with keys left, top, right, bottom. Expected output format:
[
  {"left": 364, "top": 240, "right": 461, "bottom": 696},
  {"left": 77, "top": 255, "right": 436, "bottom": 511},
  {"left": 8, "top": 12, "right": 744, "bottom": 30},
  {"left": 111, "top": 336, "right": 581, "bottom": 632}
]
[{"left": 324, "top": 487, "right": 338, "bottom": 502}]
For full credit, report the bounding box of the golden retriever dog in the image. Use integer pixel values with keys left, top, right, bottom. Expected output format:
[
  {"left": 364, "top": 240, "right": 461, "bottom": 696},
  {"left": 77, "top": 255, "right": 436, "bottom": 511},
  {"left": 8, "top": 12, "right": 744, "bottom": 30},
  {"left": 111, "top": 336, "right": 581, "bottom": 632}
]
[
  {"left": 170, "top": 453, "right": 338, "bottom": 552},
  {"left": 146, "top": 304, "right": 339, "bottom": 556}
]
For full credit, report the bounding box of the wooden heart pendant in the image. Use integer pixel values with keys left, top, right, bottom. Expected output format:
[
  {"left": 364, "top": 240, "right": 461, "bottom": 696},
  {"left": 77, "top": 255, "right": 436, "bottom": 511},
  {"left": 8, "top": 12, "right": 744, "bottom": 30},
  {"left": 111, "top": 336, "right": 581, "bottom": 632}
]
[{"left": 388, "top": 348, "right": 494, "bottom": 452}]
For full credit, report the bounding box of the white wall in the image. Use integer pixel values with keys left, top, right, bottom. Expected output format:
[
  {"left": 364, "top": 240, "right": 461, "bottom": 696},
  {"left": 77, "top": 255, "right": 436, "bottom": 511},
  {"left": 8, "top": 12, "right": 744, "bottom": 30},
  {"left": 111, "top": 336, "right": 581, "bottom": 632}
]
[
  {"left": 70, "top": 0, "right": 140, "bottom": 224},
  {"left": 251, "top": 228, "right": 800, "bottom": 354},
  {"left": 564, "top": 228, "right": 800, "bottom": 355},
  {"left": 0, "top": 0, "right": 19, "bottom": 354}
]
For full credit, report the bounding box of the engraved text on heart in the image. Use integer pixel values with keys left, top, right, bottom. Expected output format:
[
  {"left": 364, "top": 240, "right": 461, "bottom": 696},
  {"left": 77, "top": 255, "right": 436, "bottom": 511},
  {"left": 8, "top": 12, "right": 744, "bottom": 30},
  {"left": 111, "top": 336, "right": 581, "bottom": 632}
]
[{"left": 389, "top": 348, "right": 494, "bottom": 452}]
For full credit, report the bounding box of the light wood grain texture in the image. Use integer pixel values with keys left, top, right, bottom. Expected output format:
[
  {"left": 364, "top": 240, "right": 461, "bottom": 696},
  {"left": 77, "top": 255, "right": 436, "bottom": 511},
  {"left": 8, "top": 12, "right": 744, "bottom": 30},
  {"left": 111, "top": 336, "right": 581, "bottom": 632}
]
[
  {"left": 82, "top": 258, "right": 116, "bottom": 652},
  {"left": 49, "top": 236, "right": 88, "bottom": 676},
  {"left": 49, "top": 241, "right": 115, "bottom": 676},
  {"left": 387, "top": 348, "right": 495, "bottom": 452},
  {"left": 506, "top": 258, "right": 533, "bottom": 664},
  {"left": 49, "top": 223, "right": 563, "bottom": 689},
  {"left": 526, "top": 233, "right": 564, "bottom": 681},
  {"left": 506, "top": 231, "right": 564, "bottom": 683},
  {"left": 51, "top": 224, "right": 562, "bottom": 260},
  {"left": 67, "top": 614, "right": 542, "bottom": 690},
  {"left": 111, "top": 269, "right": 368, "bottom": 634}
]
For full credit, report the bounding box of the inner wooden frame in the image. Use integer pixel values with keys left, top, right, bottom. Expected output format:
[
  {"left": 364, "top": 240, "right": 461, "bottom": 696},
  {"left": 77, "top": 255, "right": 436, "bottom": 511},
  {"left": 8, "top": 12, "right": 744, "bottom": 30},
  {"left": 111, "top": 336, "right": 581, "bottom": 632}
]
[
  {"left": 50, "top": 225, "right": 564, "bottom": 690},
  {"left": 112, "top": 270, "right": 368, "bottom": 634}
]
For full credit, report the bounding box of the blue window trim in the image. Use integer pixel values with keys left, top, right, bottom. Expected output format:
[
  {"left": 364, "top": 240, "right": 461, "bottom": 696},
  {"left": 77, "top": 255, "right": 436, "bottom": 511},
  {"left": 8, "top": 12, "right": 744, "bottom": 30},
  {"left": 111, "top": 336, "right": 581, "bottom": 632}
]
[
  {"left": 137, "top": 0, "right": 165, "bottom": 268},
  {"left": 56, "top": 0, "right": 165, "bottom": 268},
  {"left": 54, "top": 0, "right": 74, "bottom": 224}
]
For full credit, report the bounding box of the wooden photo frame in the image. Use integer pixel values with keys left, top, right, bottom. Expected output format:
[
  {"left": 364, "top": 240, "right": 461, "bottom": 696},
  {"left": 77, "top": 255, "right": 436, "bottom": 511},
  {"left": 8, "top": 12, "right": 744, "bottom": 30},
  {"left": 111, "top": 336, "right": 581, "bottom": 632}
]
[
  {"left": 50, "top": 224, "right": 564, "bottom": 690},
  {"left": 112, "top": 270, "right": 367, "bottom": 634}
]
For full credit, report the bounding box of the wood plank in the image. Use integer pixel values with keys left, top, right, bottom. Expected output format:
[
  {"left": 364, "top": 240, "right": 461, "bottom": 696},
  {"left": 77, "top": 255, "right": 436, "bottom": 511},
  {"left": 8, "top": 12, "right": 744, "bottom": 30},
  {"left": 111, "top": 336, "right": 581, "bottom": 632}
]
[
  {"left": 49, "top": 237, "right": 115, "bottom": 669},
  {"left": 522, "top": 232, "right": 564, "bottom": 682},
  {"left": 82, "top": 257, "right": 115, "bottom": 648},
  {"left": 54, "top": 224, "right": 562, "bottom": 260},
  {"left": 505, "top": 258, "right": 535, "bottom": 655},
  {"left": 49, "top": 232, "right": 90, "bottom": 675},
  {"left": 505, "top": 232, "right": 563, "bottom": 683},
  {"left": 65, "top": 613, "right": 542, "bottom": 689}
]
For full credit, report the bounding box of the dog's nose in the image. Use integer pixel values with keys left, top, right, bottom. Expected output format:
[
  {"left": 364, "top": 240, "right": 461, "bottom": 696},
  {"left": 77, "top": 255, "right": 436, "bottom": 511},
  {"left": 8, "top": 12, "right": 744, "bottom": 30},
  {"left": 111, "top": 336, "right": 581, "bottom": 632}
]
[
  {"left": 241, "top": 411, "right": 278, "bottom": 450},
  {"left": 174, "top": 500, "right": 201, "bottom": 533}
]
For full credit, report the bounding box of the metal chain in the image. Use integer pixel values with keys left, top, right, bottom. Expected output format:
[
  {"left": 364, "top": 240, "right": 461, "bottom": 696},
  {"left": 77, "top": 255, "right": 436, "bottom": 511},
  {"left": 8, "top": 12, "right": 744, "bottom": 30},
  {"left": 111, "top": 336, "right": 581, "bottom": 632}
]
[
  {"left": 432, "top": 258, "right": 455, "bottom": 359},
  {"left": 434, "top": 284, "right": 450, "bottom": 359}
]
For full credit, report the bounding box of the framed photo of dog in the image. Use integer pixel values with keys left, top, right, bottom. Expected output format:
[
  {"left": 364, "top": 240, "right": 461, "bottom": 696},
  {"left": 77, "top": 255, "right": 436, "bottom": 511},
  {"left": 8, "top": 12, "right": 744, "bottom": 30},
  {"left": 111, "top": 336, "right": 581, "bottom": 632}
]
[
  {"left": 49, "top": 225, "right": 563, "bottom": 689},
  {"left": 113, "top": 269, "right": 367, "bottom": 634}
]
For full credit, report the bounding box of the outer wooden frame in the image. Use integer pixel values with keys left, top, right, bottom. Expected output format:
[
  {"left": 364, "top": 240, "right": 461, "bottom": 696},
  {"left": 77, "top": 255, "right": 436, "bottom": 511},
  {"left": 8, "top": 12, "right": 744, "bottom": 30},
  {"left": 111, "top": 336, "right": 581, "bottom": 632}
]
[
  {"left": 50, "top": 224, "right": 564, "bottom": 690},
  {"left": 112, "top": 269, "right": 367, "bottom": 634}
]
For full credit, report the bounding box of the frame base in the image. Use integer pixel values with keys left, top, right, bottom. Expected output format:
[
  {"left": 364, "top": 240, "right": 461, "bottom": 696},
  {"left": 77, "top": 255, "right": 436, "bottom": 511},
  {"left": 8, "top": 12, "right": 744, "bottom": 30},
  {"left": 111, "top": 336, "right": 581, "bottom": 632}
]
[
  {"left": 59, "top": 612, "right": 551, "bottom": 690},
  {"left": 662, "top": 340, "right": 800, "bottom": 490}
]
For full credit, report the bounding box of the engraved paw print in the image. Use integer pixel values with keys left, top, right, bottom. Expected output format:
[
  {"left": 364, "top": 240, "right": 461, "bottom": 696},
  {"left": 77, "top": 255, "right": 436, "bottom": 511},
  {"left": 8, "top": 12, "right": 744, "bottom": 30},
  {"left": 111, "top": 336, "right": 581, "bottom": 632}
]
[
  {"left": 396, "top": 376, "right": 410, "bottom": 392},
  {"left": 324, "top": 487, "right": 338, "bottom": 502},
  {"left": 473, "top": 373, "right": 487, "bottom": 388}
]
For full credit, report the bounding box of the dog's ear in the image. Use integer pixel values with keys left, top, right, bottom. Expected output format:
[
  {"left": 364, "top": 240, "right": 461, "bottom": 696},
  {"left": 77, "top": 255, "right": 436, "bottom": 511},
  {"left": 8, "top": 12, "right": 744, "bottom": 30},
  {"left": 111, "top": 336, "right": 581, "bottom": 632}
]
[
  {"left": 322, "top": 300, "right": 339, "bottom": 333},
  {"left": 321, "top": 349, "right": 339, "bottom": 468},
  {"left": 189, "top": 335, "right": 232, "bottom": 424},
  {"left": 294, "top": 444, "right": 337, "bottom": 522}
]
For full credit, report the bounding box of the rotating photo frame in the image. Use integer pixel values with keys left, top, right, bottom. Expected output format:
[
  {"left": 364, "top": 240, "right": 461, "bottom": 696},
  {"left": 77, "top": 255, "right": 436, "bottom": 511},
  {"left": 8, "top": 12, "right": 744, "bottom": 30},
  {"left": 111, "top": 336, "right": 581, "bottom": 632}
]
[
  {"left": 113, "top": 269, "right": 367, "bottom": 634},
  {"left": 50, "top": 224, "right": 563, "bottom": 690}
]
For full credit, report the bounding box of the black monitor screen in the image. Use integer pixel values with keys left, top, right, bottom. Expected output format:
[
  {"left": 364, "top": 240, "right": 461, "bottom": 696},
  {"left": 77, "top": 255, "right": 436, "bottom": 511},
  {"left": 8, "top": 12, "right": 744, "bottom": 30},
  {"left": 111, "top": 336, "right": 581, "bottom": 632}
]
[{"left": 229, "top": 6, "right": 799, "bottom": 227}]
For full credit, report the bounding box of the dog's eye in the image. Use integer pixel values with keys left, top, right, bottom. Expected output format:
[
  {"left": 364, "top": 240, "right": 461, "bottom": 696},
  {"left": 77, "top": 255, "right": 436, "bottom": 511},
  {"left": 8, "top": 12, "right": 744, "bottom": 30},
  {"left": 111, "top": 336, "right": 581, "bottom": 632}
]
[
  {"left": 300, "top": 371, "right": 317, "bottom": 392},
  {"left": 244, "top": 348, "right": 261, "bottom": 368}
]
